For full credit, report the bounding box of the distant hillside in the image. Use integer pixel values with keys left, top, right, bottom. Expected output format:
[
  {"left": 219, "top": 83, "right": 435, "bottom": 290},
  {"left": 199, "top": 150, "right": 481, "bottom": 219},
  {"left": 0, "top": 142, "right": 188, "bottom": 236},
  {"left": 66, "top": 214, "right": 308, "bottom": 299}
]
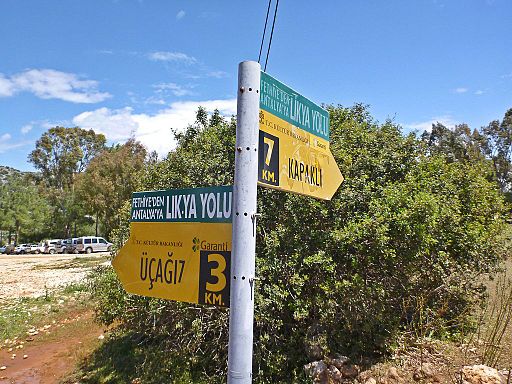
[{"left": 0, "top": 165, "right": 23, "bottom": 184}]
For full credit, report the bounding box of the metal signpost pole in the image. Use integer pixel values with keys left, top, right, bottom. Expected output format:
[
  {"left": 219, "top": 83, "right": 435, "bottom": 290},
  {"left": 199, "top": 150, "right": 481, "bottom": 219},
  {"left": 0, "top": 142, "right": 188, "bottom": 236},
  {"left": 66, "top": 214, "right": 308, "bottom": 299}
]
[{"left": 227, "top": 61, "right": 261, "bottom": 384}]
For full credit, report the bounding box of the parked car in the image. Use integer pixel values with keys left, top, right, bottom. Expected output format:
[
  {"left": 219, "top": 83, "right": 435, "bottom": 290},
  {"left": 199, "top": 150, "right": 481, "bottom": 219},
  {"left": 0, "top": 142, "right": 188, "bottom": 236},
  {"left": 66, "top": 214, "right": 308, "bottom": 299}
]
[
  {"left": 14, "top": 244, "right": 31, "bottom": 254},
  {"left": 0, "top": 245, "right": 6, "bottom": 254},
  {"left": 60, "top": 237, "right": 78, "bottom": 253},
  {"left": 62, "top": 238, "right": 79, "bottom": 254},
  {"left": 75, "top": 236, "right": 112, "bottom": 254},
  {"left": 41, "top": 239, "right": 62, "bottom": 254},
  {"left": 4, "top": 244, "right": 15, "bottom": 254},
  {"left": 28, "top": 244, "right": 43, "bottom": 254},
  {"left": 57, "top": 240, "right": 67, "bottom": 253}
]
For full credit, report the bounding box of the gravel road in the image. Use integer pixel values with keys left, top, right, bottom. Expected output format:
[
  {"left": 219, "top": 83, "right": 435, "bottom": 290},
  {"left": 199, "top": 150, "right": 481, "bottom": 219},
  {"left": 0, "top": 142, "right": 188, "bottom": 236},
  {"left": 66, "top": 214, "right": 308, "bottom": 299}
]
[{"left": 0, "top": 253, "right": 110, "bottom": 300}]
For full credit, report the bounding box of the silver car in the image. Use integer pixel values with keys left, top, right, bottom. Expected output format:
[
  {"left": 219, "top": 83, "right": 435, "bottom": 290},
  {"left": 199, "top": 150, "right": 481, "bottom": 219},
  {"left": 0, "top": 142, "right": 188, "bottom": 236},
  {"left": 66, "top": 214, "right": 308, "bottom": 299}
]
[
  {"left": 41, "top": 239, "right": 62, "bottom": 254},
  {"left": 75, "top": 236, "right": 112, "bottom": 254},
  {"left": 14, "top": 244, "right": 31, "bottom": 254}
]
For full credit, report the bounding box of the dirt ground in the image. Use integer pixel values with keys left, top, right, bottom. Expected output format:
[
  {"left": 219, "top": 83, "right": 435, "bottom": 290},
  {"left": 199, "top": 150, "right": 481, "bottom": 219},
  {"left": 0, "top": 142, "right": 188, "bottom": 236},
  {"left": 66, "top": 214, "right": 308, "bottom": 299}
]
[
  {"left": 0, "top": 253, "right": 109, "bottom": 299},
  {"left": 0, "top": 253, "right": 109, "bottom": 384},
  {"left": 0, "top": 311, "right": 104, "bottom": 384}
]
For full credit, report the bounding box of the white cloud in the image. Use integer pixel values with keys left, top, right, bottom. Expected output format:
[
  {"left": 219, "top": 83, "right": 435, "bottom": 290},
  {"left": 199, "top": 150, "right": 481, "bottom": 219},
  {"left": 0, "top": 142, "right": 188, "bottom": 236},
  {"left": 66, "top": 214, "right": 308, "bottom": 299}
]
[
  {"left": 41, "top": 120, "right": 69, "bottom": 130},
  {"left": 176, "top": 10, "right": 185, "bottom": 20},
  {"left": 147, "top": 51, "right": 228, "bottom": 80},
  {"left": 404, "top": 115, "right": 459, "bottom": 132},
  {"left": 154, "top": 82, "right": 194, "bottom": 96},
  {"left": 184, "top": 70, "right": 229, "bottom": 80},
  {"left": 0, "top": 74, "right": 15, "bottom": 96},
  {"left": 144, "top": 97, "right": 167, "bottom": 105},
  {"left": 474, "top": 90, "right": 485, "bottom": 95},
  {"left": 0, "top": 133, "right": 31, "bottom": 154},
  {"left": 72, "top": 99, "right": 236, "bottom": 157},
  {"left": 73, "top": 107, "right": 139, "bottom": 141},
  {"left": 21, "top": 124, "right": 33, "bottom": 134},
  {"left": 206, "top": 71, "right": 228, "bottom": 79},
  {"left": 454, "top": 87, "right": 468, "bottom": 94},
  {"left": 0, "top": 69, "right": 110, "bottom": 103},
  {"left": 148, "top": 51, "right": 197, "bottom": 65}
]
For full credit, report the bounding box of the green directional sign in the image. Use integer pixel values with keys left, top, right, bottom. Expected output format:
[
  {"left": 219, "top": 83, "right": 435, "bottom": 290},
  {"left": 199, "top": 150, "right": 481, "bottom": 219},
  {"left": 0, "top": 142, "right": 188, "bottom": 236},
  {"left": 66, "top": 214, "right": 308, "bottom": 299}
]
[
  {"left": 130, "top": 186, "right": 233, "bottom": 223},
  {"left": 113, "top": 185, "right": 233, "bottom": 307},
  {"left": 258, "top": 72, "right": 343, "bottom": 200},
  {"left": 260, "top": 71, "right": 330, "bottom": 141}
]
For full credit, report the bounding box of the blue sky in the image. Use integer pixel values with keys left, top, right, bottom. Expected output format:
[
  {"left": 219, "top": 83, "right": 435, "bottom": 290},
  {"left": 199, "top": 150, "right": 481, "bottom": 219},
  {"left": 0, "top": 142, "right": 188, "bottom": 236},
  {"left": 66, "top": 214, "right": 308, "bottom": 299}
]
[{"left": 1, "top": 0, "right": 511, "bottom": 171}]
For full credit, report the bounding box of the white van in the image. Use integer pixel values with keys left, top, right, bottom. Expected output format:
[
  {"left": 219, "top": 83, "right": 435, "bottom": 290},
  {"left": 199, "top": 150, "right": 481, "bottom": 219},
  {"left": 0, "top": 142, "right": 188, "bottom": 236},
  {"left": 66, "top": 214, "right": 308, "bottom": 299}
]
[{"left": 75, "top": 236, "right": 112, "bottom": 254}]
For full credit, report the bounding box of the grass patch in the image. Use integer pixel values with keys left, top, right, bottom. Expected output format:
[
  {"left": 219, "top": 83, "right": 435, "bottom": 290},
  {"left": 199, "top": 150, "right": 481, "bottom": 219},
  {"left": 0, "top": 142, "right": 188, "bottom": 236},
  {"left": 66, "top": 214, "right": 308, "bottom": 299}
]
[
  {"left": 62, "top": 331, "right": 144, "bottom": 384},
  {"left": 63, "top": 330, "right": 204, "bottom": 384},
  {"left": 62, "top": 281, "right": 89, "bottom": 294},
  {"left": 32, "top": 256, "right": 109, "bottom": 270},
  {"left": 478, "top": 257, "right": 512, "bottom": 368},
  {"left": 0, "top": 286, "right": 91, "bottom": 344}
]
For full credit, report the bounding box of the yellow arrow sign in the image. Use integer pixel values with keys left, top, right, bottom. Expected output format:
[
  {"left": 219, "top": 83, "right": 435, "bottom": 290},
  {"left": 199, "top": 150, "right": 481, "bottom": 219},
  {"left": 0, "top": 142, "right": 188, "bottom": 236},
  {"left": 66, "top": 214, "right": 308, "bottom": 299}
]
[
  {"left": 112, "top": 187, "right": 233, "bottom": 307},
  {"left": 113, "top": 222, "right": 232, "bottom": 307},
  {"left": 258, "top": 110, "right": 344, "bottom": 200}
]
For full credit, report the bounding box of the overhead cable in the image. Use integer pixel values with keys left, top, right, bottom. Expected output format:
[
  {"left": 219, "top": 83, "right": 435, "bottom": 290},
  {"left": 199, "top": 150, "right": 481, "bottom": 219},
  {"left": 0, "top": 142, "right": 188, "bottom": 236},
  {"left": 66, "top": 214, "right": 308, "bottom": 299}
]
[
  {"left": 258, "top": 0, "right": 273, "bottom": 64},
  {"left": 264, "top": 0, "right": 279, "bottom": 72},
  {"left": 258, "top": 0, "right": 280, "bottom": 72}
]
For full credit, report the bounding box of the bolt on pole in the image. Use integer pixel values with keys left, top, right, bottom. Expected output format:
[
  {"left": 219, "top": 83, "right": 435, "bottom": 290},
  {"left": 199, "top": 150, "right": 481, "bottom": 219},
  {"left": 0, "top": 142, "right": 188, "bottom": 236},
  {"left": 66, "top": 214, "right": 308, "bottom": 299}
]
[{"left": 227, "top": 61, "right": 261, "bottom": 384}]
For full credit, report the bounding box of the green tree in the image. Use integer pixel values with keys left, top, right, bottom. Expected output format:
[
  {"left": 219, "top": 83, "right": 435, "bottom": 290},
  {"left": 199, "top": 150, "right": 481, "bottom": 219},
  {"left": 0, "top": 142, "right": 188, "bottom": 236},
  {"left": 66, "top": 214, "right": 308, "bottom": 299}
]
[
  {"left": 481, "top": 108, "right": 512, "bottom": 192},
  {"left": 28, "top": 126, "right": 106, "bottom": 236},
  {"left": 76, "top": 138, "right": 147, "bottom": 238},
  {"left": 422, "top": 122, "right": 486, "bottom": 163},
  {"left": 0, "top": 174, "right": 50, "bottom": 243},
  {"left": 29, "top": 126, "right": 106, "bottom": 190},
  {"left": 421, "top": 111, "right": 512, "bottom": 196}
]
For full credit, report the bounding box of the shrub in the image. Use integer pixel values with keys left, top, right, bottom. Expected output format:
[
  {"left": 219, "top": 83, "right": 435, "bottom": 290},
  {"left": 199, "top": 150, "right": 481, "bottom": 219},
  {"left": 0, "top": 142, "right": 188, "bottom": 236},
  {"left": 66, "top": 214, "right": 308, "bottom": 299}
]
[{"left": 91, "top": 105, "right": 509, "bottom": 383}]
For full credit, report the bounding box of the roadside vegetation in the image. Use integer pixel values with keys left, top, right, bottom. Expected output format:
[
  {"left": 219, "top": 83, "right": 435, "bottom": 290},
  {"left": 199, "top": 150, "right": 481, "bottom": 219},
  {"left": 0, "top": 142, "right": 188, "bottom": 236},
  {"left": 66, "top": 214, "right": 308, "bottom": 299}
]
[
  {"left": 1, "top": 104, "right": 512, "bottom": 382},
  {"left": 78, "top": 105, "right": 512, "bottom": 383},
  {"left": 478, "top": 258, "right": 512, "bottom": 368}
]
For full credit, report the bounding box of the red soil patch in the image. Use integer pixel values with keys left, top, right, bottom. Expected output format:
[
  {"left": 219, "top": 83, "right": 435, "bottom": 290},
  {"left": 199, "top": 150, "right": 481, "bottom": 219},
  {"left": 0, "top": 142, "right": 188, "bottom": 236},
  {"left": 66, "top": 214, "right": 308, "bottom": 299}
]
[{"left": 0, "top": 311, "right": 104, "bottom": 384}]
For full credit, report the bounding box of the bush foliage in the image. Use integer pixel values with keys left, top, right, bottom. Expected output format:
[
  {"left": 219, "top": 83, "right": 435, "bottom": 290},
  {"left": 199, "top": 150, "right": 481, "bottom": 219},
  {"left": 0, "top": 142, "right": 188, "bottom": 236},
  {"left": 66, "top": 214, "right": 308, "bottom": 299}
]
[{"left": 92, "top": 105, "right": 510, "bottom": 383}]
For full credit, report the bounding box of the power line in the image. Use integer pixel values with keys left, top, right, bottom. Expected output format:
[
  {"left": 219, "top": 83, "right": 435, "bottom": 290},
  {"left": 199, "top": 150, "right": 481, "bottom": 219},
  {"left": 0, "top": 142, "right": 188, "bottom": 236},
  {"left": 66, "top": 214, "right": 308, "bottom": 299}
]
[
  {"left": 264, "top": 0, "right": 279, "bottom": 72},
  {"left": 258, "top": 0, "right": 280, "bottom": 72},
  {"left": 258, "top": 0, "right": 273, "bottom": 64}
]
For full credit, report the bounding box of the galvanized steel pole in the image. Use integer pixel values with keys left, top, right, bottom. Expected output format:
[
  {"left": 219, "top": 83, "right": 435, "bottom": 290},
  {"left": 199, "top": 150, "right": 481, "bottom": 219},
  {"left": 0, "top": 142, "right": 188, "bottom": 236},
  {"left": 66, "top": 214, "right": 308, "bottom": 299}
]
[{"left": 227, "top": 61, "right": 260, "bottom": 384}]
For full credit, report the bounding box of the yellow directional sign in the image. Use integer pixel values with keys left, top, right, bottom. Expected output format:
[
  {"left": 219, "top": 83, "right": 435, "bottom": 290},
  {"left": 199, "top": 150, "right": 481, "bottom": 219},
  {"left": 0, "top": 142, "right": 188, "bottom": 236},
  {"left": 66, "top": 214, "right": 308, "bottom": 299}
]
[
  {"left": 112, "top": 186, "right": 233, "bottom": 307},
  {"left": 258, "top": 111, "right": 343, "bottom": 200},
  {"left": 258, "top": 72, "right": 343, "bottom": 200}
]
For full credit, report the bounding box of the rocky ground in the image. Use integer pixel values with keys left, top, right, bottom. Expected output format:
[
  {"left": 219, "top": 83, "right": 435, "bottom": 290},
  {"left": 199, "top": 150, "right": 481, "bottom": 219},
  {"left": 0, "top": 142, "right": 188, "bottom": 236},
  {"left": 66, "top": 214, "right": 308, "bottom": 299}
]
[{"left": 305, "top": 347, "right": 511, "bottom": 383}]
